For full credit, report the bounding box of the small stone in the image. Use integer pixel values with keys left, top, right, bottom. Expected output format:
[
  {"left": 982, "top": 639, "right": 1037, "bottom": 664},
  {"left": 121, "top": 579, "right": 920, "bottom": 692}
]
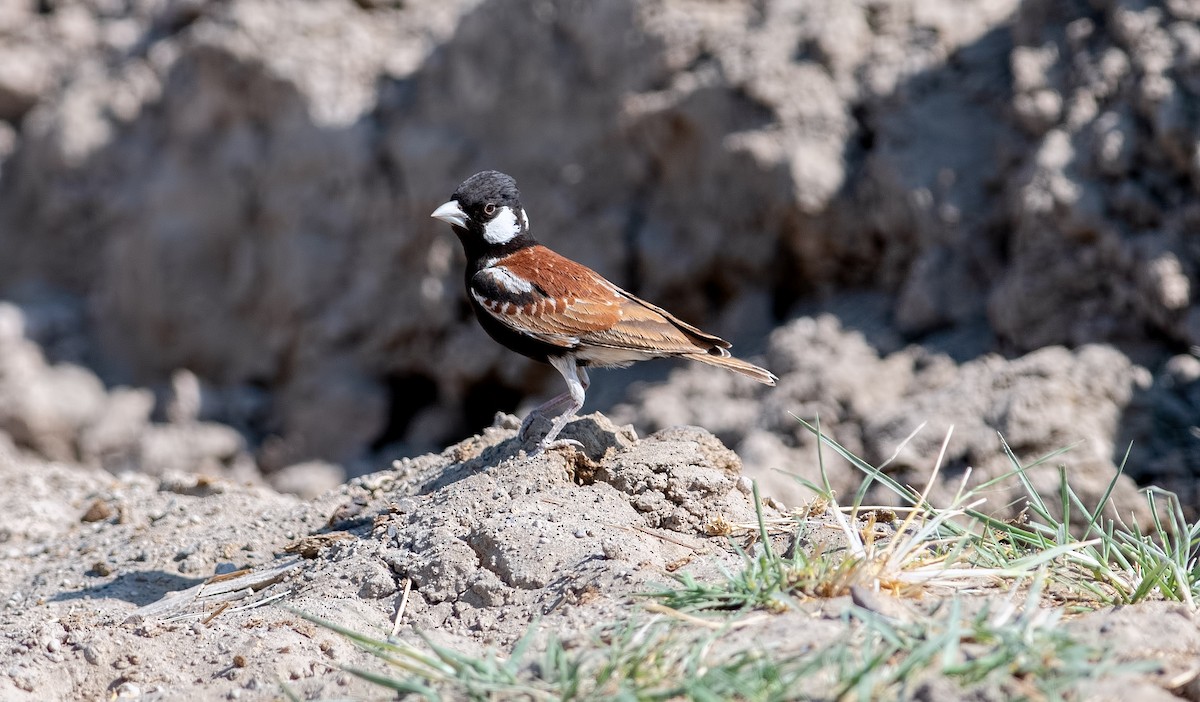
[
  {"left": 81, "top": 499, "right": 115, "bottom": 523},
  {"left": 357, "top": 563, "right": 398, "bottom": 599},
  {"left": 573, "top": 529, "right": 587, "bottom": 538},
  {"left": 601, "top": 540, "right": 627, "bottom": 560},
  {"left": 82, "top": 645, "right": 102, "bottom": 665}
]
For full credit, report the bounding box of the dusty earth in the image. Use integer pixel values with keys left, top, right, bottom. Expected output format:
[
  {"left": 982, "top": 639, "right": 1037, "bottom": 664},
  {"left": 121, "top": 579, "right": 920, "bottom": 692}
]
[
  {"left": 4, "top": 0, "right": 1200, "bottom": 699},
  {"left": 3, "top": 413, "right": 1200, "bottom": 701}
]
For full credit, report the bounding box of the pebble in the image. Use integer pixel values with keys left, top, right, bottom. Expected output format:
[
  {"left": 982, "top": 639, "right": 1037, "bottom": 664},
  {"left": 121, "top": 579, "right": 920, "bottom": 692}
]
[
  {"left": 601, "top": 540, "right": 627, "bottom": 560},
  {"left": 573, "top": 529, "right": 587, "bottom": 538},
  {"left": 81, "top": 499, "right": 115, "bottom": 523},
  {"left": 82, "top": 645, "right": 102, "bottom": 665}
]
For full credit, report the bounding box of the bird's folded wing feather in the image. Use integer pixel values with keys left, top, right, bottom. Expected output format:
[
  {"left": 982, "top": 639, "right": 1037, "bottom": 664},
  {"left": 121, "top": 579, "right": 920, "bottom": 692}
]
[{"left": 470, "top": 245, "right": 728, "bottom": 355}]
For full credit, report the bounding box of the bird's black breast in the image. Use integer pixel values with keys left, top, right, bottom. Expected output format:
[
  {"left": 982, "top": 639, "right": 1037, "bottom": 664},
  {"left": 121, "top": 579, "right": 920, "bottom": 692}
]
[{"left": 465, "top": 272, "right": 563, "bottom": 365}]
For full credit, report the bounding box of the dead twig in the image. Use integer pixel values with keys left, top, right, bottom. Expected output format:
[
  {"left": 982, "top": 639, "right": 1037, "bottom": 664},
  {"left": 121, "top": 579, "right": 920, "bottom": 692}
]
[
  {"left": 389, "top": 578, "right": 412, "bottom": 638},
  {"left": 201, "top": 601, "right": 231, "bottom": 626}
]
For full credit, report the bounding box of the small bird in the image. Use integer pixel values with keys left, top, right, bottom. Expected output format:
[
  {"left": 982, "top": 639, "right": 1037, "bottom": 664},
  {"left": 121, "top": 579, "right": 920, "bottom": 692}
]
[{"left": 431, "top": 171, "right": 776, "bottom": 453}]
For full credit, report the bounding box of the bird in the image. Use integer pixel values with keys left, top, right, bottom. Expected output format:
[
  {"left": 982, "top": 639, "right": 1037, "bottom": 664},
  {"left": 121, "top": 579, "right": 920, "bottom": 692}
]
[{"left": 431, "top": 170, "right": 776, "bottom": 454}]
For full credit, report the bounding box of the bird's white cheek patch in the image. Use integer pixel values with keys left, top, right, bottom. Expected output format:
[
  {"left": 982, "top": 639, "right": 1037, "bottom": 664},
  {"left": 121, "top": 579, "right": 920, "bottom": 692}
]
[{"left": 483, "top": 206, "right": 521, "bottom": 244}]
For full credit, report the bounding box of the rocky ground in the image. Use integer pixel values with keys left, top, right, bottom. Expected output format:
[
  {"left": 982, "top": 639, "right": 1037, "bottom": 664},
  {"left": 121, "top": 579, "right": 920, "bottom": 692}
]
[
  {"left": 3, "top": 412, "right": 1200, "bottom": 700},
  {"left": 0, "top": 413, "right": 774, "bottom": 700},
  {"left": 4, "top": 0, "right": 1200, "bottom": 699}
]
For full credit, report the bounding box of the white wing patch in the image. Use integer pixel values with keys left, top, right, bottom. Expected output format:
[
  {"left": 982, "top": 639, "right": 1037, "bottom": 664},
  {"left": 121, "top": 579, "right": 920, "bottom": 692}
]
[
  {"left": 481, "top": 266, "right": 535, "bottom": 294},
  {"left": 483, "top": 206, "right": 521, "bottom": 244}
]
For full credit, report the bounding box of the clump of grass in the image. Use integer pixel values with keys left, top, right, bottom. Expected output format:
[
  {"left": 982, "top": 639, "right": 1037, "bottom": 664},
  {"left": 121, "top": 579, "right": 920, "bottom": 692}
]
[
  {"left": 651, "top": 423, "right": 1072, "bottom": 613},
  {"left": 971, "top": 439, "right": 1200, "bottom": 607},
  {"left": 798, "top": 416, "right": 1200, "bottom": 608},
  {"left": 656, "top": 415, "right": 1200, "bottom": 615}
]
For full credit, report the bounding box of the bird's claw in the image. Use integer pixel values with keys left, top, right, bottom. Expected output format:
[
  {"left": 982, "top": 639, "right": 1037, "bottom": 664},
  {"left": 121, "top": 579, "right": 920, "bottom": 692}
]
[{"left": 529, "top": 438, "right": 583, "bottom": 456}]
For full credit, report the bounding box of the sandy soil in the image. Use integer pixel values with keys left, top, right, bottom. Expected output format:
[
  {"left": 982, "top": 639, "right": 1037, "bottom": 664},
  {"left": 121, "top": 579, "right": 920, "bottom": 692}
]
[{"left": 2, "top": 414, "right": 1199, "bottom": 701}]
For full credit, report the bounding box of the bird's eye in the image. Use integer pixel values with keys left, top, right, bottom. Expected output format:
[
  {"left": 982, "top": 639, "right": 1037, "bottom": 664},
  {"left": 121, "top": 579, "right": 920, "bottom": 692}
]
[{"left": 484, "top": 203, "right": 496, "bottom": 215}]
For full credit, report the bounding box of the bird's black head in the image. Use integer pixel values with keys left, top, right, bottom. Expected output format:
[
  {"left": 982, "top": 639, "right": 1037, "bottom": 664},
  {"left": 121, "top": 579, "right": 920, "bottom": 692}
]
[{"left": 431, "top": 171, "right": 533, "bottom": 257}]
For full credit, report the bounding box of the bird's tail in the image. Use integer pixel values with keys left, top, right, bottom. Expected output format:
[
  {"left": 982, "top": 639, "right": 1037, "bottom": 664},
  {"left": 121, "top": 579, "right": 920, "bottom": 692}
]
[{"left": 683, "top": 353, "right": 777, "bottom": 386}]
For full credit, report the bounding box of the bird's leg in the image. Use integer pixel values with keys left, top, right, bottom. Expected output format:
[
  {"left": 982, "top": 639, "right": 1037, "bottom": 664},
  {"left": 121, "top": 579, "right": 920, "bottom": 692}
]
[
  {"left": 517, "top": 363, "right": 591, "bottom": 442},
  {"left": 530, "top": 355, "right": 586, "bottom": 454},
  {"left": 517, "top": 392, "right": 574, "bottom": 441}
]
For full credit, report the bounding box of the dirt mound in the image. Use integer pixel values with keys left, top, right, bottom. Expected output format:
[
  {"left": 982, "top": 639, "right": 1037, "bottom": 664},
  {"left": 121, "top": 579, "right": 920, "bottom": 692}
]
[{"left": 0, "top": 413, "right": 779, "bottom": 700}]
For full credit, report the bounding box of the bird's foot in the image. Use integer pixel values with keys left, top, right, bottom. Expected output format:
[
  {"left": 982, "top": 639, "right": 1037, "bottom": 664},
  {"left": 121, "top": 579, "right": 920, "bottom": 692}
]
[
  {"left": 529, "top": 438, "right": 584, "bottom": 456},
  {"left": 526, "top": 413, "right": 581, "bottom": 455}
]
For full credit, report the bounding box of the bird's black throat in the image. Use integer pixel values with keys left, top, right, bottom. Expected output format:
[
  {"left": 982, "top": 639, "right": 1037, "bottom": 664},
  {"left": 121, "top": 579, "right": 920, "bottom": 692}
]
[{"left": 459, "top": 230, "right": 539, "bottom": 275}]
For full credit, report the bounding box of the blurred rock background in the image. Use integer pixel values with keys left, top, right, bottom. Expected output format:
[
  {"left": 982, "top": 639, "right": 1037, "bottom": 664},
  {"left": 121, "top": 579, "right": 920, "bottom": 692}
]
[{"left": 1, "top": 0, "right": 1198, "bottom": 514}]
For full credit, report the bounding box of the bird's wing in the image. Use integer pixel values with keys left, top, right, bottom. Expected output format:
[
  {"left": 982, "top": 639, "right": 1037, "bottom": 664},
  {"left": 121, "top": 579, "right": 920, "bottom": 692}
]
[{"left": 471, "top": 245, "right": 728, "bottom": 355}]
